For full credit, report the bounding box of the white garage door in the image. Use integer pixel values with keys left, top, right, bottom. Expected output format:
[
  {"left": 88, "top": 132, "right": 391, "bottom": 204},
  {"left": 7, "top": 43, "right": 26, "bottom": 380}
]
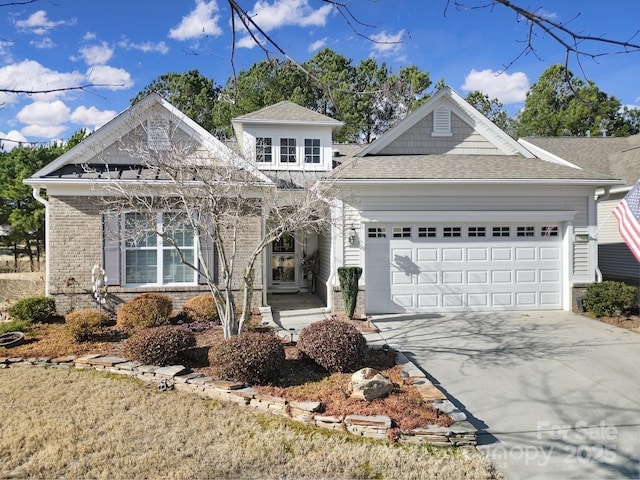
[{"left": 365, "top": 223, "right": 562, "bottom": 313}]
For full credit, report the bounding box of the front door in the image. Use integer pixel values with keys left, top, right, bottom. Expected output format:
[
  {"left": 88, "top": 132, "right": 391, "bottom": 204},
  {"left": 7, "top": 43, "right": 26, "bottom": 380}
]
[{"left": 271, "top": 232, "right": 296, "bottom": 289}]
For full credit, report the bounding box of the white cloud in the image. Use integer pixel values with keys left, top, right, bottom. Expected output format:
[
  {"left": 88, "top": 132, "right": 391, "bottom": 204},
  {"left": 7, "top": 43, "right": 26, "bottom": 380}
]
[
  {"left": 462, "top": 69, "right": 530, "bottom": 104},
  {"left": 169, "top": 0, "right": 222, "bottom": 41},
  {"left": 80, "top": 42, "right": 114, "bottom": 66},
  {"left": 118, "top": 38, "right": 169, "bottom": 54},
  {"left": 21, "top": 123, "right": 68, "bottom": 138},
  {"left": 17, "top": 100, "right": 70, "bottom": 126},
  {"left": 237, "top": 0, "right": 332, "bottom": 49},
  {"left": 369, "top": 30, "right": 405, "bottom": 57},
  {"left": 0, "top": 130, "right": 29, "bottom": 152},
  {"left": 15, "top": 10, "right": 74, "bottom": 35},
  {"left": 84, "top": 32, "right": 97, "bottom": 40},
  {"left": 30, "top": 37, "right": 55, "bottom": 49},
  {"left": 70, "top": 106, "right": 117, "bottom": 129},
  {"left": 0, "top": 60, "right": 85, "bottom": 105},
  {"left": 308, "top": 37, "right": 327, "bottom": 53},
  {"left": 86, "top": 66, "right": 133, "bottom": 90},
  {"left": 247, "top": 0, "right": 332, "bottom": 30}
]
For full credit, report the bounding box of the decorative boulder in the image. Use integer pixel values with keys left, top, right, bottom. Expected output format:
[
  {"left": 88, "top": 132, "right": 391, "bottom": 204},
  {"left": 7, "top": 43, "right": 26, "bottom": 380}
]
[{"left": 348, "top": 368, "right": 394, "bottom": 402}]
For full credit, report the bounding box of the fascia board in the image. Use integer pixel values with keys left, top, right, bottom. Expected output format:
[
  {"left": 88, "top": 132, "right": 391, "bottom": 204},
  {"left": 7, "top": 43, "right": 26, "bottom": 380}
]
[
  {"left": 324, "top": 178, "right": 625, "bottom": 187},
  {"left": 24, "top": 178, "right": 272, "bottom": 198},
  {"left": 517, "top": 139, "right": 583, "bottom": 168}
]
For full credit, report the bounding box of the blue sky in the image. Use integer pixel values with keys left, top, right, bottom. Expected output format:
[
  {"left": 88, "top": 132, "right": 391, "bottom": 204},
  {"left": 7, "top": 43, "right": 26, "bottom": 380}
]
[{"left": 1, "top": 0, "right": 639, "bottom": 149}]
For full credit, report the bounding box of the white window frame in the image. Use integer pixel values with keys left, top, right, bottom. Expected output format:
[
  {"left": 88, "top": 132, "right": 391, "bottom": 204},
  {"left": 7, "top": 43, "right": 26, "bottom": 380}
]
[
  {"left": 256, "top": 137, "right": 273, "bottom": 163},
  {"left": 122, "top": 211, "right": 198, "bottom": 286},
  {"left": 304, "top": 138, "right": 321, "bottom": 163},
  {"left": 280, "top": 138, "right": 297, "bottom": 164}
]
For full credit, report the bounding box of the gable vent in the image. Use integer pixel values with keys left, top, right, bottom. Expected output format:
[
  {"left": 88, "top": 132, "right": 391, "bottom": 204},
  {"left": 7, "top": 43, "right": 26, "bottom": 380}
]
[{"left": 432, "top": 105, "right": 452, "bottom": 136}]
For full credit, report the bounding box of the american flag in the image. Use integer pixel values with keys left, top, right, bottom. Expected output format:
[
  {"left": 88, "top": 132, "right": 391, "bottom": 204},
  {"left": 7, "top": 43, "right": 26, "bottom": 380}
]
[{"left": 612, "top": 181, "right": 640, "bottom": 262}]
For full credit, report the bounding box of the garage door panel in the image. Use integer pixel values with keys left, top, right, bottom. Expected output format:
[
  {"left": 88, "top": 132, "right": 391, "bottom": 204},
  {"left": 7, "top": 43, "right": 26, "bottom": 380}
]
[
  {"left": 365, "top": 223, "right": 562, "bottom": 313},
  {"left": 442, "top": 248, "right": 464, "bottom": 261},
  {"left": 516, "top": 247, "right": 536, "bottom": 260},
  {"left": 540, "top": 270, "right": 560, "bottom": 283},
  {"left": 540, "top": 247, "right": 560, "bottom": 260},
  {"left": 418, "top": 271, "right": 438, "bottom": 284},
  {"left": 492, "top": 293, "right": 513, "bottom": 307},
  {"left": 492, "top": 270, "right": 512, "bottom": 283},
  {"left": 492, "top": 248, "right": 512, "bottom": 261},
  {"left": 417, "top": 248, "right": 438, "bottom": 262},
  {"left": 467, "top": 271, "right": 488, "bottom": 284},
  {"left": 516, "top": 292, "right": 537, "bottom": 306},
  {"left": 468, "top": 293, "right": 489, "bottom": 307},
  {"left": 467, "top": 248, "right": 488, "bottom": 261},
  {"left": 442, "top": 271, "right": 463, "bottom": 284},
  {"left": 443, "top": 294, "right": 464, "bottom": 307},
  {"left": 516, "top": 270, "right": 536, "bottom": 283}
]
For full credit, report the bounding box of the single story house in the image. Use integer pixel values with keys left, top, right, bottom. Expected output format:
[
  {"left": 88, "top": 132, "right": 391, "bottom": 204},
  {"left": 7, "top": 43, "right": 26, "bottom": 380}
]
[
  {"left": 25, "top": 87, "right": 622, "bottom": 315},
  {"left": 520, "top": 136, "right": 640, "bottom": 287}
]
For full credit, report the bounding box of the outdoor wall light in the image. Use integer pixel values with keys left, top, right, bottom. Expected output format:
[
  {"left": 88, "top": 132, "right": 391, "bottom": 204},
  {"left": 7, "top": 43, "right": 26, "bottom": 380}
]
[{"left": 348, "top": 226, "right": 357, "bottom": 246}]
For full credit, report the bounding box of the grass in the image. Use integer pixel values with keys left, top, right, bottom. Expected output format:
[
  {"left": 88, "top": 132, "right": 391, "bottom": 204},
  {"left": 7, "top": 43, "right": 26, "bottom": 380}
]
[{"left": 0, "top": 367, "right": 499, "bottom": 479}]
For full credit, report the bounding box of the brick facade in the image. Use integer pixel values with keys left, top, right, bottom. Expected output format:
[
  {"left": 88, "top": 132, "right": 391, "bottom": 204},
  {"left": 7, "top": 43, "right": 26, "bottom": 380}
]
[{"left": 47, "top": 195, "right": 263, "bottom": 314}]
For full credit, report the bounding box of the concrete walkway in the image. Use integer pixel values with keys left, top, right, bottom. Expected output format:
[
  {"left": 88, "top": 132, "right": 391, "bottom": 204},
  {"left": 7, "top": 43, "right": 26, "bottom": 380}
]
[
  {"left": 265, "top": 293, "right": 385, "bottom": 345},
  {"left": 370, "top": 310, "right": 640, "bottom": 480}
]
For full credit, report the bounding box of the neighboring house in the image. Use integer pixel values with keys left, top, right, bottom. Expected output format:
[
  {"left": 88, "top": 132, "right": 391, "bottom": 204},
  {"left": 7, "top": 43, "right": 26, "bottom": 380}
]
[
  {"left": 25, "top": 88, "right": 622, "bottom": 315},
  {"left": 521, "top": 135, "right": 640, "bottom": 286}
]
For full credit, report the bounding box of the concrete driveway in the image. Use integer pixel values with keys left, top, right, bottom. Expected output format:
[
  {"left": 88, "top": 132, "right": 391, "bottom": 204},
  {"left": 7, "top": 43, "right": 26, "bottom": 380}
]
[{"left": 371, "top": 311, "right": 640, "bottom": 479}]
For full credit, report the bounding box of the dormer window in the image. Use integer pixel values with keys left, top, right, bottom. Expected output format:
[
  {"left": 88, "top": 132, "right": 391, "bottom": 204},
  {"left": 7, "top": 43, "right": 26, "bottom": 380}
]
[
  {"left": 432, "top": 105, "right": 452, "bottom": 136},
  {"left": 256, "top": 137, "right": 272, "bottom": 163},
  {"left": 304, "top": 138, "right": 320, "bottom": 163},
  {"left": 280, "top": 138, "right": 297, "bottom": 163}
]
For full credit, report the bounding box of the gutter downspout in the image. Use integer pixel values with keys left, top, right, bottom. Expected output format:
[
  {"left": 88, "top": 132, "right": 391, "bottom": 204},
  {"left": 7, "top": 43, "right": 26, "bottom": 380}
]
[
  {"left": 593, "top": 187, "right": 611, "bottom": 282},
  {"left": 32, "top": 187, "right": 49, "bottom": 296}
]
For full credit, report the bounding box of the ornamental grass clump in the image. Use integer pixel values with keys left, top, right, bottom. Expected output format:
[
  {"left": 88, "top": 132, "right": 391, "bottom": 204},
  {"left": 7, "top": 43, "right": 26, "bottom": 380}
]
[
  {"left": 209, "top": 332, "right": 285, "bottom": 385},
  {"left": 65, "top": 308, "right": 110, "bottom": 342},
  {"left": 297, "top": 320, "right": 367, "bottom": 373},
  {"left": 8, "top": 296, "right": 57, "bottom": 324},
  {"left": 124, "top": 325, "right": 195, "bottom": 366},
  {"left": 183, "top": 294, "right": 219, "bottom": 324},
  {"left": 116, "top": 293, "right": 173, "bottom": 332}
]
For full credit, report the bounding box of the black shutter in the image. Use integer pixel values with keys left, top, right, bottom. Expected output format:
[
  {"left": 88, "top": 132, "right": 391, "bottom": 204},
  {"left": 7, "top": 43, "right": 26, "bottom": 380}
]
[{"left": 102, "top": 213, "right": 121, "bottom": 286}]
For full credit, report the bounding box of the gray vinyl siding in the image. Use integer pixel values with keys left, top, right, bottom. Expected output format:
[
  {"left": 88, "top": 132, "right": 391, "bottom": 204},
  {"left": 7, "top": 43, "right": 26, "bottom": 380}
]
[
  {"left": 378, "top": 112, "right": 503, "bottom": 156},
  {"left": 597, "top": 196, "right": 640, "bottom": 281},
  {"left": 344, "top": 205, "right": 362, "bottom": 267}
]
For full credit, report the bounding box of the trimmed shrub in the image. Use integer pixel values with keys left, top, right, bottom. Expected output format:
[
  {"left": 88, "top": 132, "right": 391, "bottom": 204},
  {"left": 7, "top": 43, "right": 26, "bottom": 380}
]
[
  {"left": 124, "top": 325, "right": 196, "bottom": 366},
  {"left": 583, "top": 281, "right": 638, "bottom": 317},
  {"left": 183, "top": 294, "right": 219, "bottom": 324},
  {"left": 65, "top": 308, "right": 110, "bottom": 342},
  {"left": 116, "top": 293, "right": 173, "bottom": 331},
  {"left": 8, "top": 296, "right": 57, "bottom": 323},
  {"left": 209, "top": 332, "right": 285, "bottom": 385},
  {"left": 297, "top": 320, "right": 367, "bottom": 373}
]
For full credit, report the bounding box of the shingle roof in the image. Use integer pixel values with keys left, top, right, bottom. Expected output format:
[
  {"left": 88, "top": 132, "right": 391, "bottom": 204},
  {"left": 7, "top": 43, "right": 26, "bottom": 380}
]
[
  {"left": 232, "top": 101, "right": 342, "bottom": 125},
  {"left": 523, "top": 136, "right": 640, "bottom": 187},
  {"left": 329, "top": 154, "right": 619, "bottom": 182}
]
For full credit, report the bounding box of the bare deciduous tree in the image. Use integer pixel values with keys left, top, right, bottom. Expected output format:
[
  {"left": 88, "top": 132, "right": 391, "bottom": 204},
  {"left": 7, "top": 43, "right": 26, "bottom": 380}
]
[{"left": 93, "top": 114, "right": 332, "bottom": 338}]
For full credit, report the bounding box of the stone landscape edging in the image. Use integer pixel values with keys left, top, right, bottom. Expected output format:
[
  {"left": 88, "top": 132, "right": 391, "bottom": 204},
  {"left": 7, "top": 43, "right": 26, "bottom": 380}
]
[{"left": 0, "top": 352, "right": 477, "bottom": 447}]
